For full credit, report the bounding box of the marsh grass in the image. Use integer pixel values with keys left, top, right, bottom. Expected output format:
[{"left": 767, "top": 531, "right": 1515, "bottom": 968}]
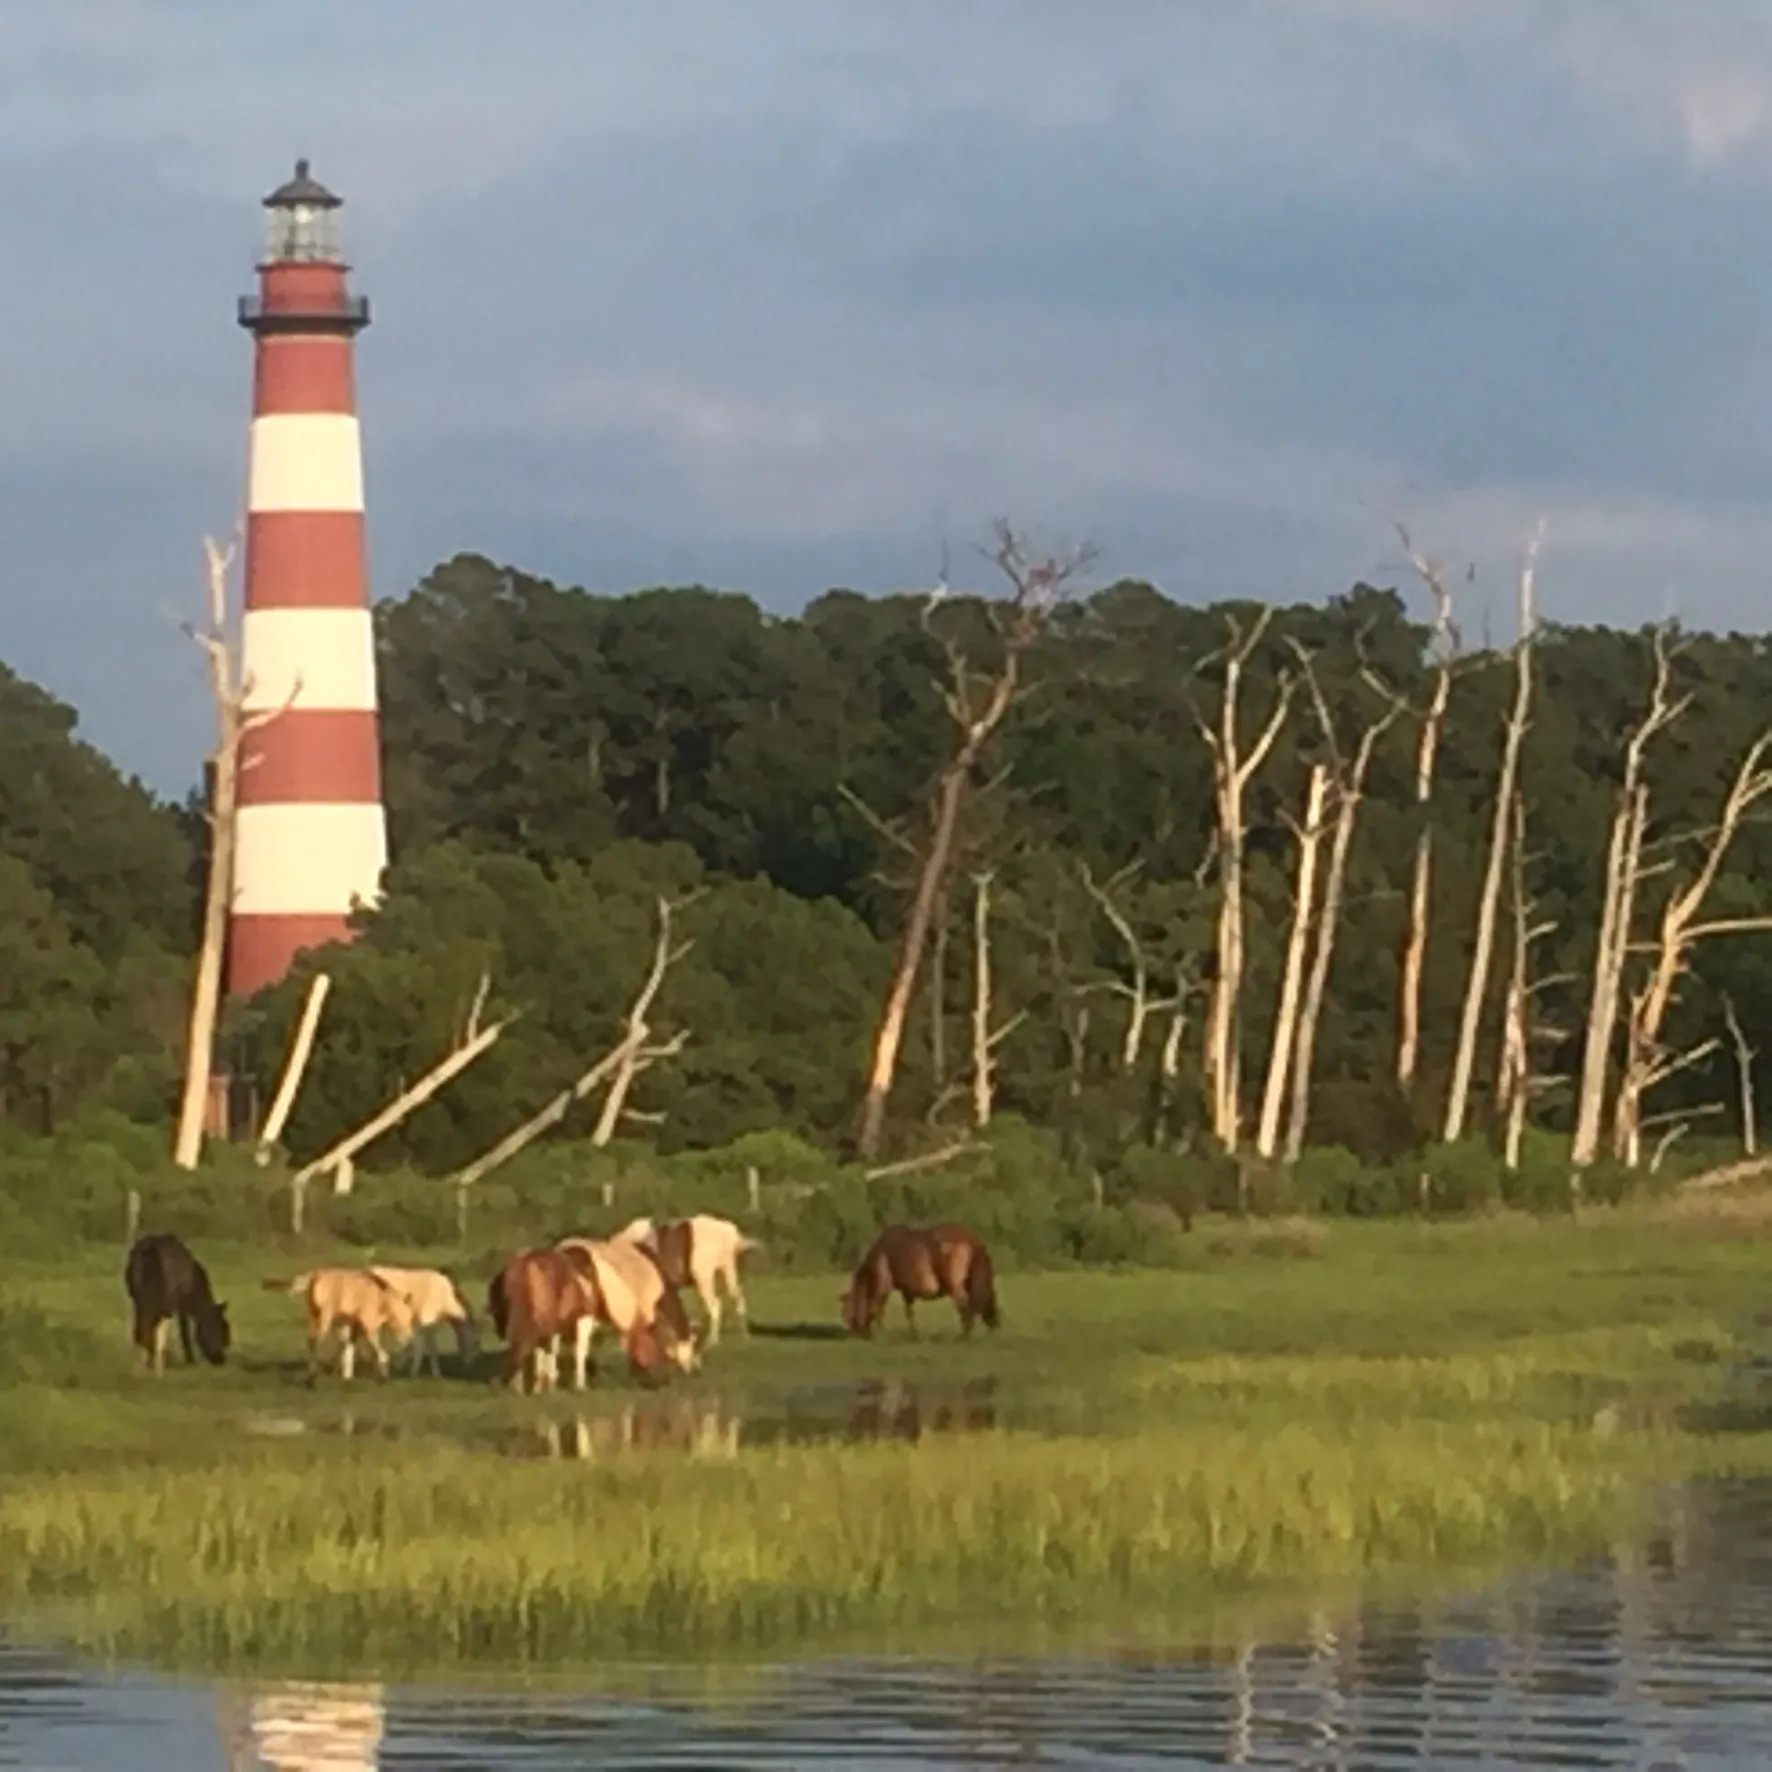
[
  {"left": 4, "top": 1207, "right": 1772, "bottom": 1673},
  {"left": 0, "top": 1421, "right": 1682, "bottom": 1673}
]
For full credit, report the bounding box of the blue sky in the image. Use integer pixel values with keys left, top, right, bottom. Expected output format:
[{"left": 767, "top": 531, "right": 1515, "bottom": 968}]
[{"left": 8, "top": 0, "right": 1772, "bottom": 795}]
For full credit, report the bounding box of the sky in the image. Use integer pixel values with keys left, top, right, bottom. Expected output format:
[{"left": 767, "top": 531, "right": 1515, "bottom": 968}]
[{"left": 7, "top": 0, "right": 1772, "bottom": 796}]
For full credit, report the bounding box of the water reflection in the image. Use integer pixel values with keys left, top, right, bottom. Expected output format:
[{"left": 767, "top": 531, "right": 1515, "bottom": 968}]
[
  {"left": 216, "top": 1682, "right": 384, "bottom": 1770},
  {"left": 6, "top": 1477, "right": 1772, "bottom": 1766}
]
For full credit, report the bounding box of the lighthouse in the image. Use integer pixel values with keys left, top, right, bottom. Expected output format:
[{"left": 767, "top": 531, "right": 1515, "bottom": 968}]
[{"left": 226, "top": 159, "right": 389, "bottom": 1000}]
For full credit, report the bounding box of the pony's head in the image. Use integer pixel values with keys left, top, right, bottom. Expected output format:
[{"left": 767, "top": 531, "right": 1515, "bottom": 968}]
[
  {"left": 839, "top": 1270, "right": 877, "bottom": 1338},
  {"left": 194, "top": 1296, "right": 231, "bottom": 1365},
  {"left": 625, "top": 1323, "right": 671, "bottom": 1387}
]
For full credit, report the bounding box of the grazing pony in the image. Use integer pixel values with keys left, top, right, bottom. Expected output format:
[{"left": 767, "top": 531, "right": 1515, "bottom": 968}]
[
  {"left": 265, "top": 1267, "right": 416, "bottom": 1382},
  {"left": 840, "top": 1222, "right": 1001, "bottom": 1340},
  {"left": 366, "top": 1266, "right": 479, "bottom": 1377},
  {"left": 124, "top": 1232, "right": 231, "bottom": 1373},
  {"left": 615, "top": 1213, "right": 761, "bottom": 1345},
  {"left": 553, "top": 1236, "right": 699, "bottom": 1388},
  {"left": 489, "top": 1246, "right": 617, "bottom": 1393}
]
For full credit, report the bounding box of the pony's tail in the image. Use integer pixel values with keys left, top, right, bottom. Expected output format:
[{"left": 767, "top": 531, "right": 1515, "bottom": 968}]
[
  {"left": 967, "top": 1245, "right": 1000, "bottom": 1331},
  {"left": 486, "top": 1269, "right": 511, "bottom": 1340},
  {"left": 737, "top": 1235, "right": 765, "bottom": 1257}
]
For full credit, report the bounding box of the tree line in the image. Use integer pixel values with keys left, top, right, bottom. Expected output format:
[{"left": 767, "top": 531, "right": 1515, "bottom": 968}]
[{"left": 8, "top": 525, "right": 1772, "bottom": 1207}]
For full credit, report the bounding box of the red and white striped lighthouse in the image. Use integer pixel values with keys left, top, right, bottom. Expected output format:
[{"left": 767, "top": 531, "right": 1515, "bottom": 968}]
[{"left": 226, "top": 159, "right": 389, "bottom": 1000}]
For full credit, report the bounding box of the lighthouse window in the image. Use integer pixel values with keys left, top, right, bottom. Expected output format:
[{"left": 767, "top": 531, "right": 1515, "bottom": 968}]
[{"left": 265, "top": 202, "right": 343, "bottom": 265}]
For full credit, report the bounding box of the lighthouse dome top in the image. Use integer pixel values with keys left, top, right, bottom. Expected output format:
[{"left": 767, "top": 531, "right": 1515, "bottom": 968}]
[{"left": 261, "top": 158, "right": 345, "bottom": 265}]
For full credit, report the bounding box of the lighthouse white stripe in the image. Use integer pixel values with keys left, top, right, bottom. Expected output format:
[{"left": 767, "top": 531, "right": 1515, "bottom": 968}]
[
  {"left": 247, "top": 412, "right": 365, "bottom": 513},
  {"left": 233, "top": 803, "right": 388, "bottom": 917},
  {"left": 241, "top": 607, "right": 379, "bottom": 713}
]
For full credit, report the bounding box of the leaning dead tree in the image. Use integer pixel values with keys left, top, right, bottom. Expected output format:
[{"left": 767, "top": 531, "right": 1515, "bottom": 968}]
[
  {"left": 851, "top": 523, "right": 1091, "bottom": 1159},
  {"left": 253, "top": 972, "right": 332, "bottom": 1166},
  {"left": 1194, "top": 610, "right": 1297, "bottom": 1153},
  {"left": 173, "top": 533, "right": 293, "bottom": 1170},
  {"left": 1722, "top": 992, "right": 1758, "bottom": 1157},
  {"left": 1280, "top": 649, "right": 1403, "bottom": 1164},
  {"left": 289, "top": 974, "right": 516, "bottom": 1211},
  {"left": 1610, "top": 732, "right": 1772, "bottom": 1165},
  {"left": 1569, "top": 624, "right": 1691, "bottom": 1171},
  {"left": 452, "top": 894, "right": 694, "bottom": 1193},
  {"left": 1391, "top": 528, "right": 1468, "bottom": 1095},
  {"left": 1442, "top": 524, "right": 1543, "bottom": 1145}
]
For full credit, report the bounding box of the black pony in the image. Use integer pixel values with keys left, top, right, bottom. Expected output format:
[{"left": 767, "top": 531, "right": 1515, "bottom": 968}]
[{"left": 124, "top": 1232, "right": 231, "bottom": 1372}]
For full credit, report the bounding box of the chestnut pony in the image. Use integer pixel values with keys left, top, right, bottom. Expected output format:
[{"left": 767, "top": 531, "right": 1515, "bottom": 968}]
[{"left": 839, "top": 1222, "right": 1001, "bottom": 1339}]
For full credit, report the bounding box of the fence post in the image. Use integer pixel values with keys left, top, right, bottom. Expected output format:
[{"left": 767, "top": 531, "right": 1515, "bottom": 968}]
[{"left": 746, "top": 1164, "right": 761, "bottom": 1215}]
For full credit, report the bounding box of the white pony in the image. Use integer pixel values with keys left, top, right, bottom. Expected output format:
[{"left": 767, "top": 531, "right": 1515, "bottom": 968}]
[
  {"left": 615, "top": 1213, "right": 761, "bottom": 1346},
  {"left": 365, "top": 1265, "right": 479, "bottom": 1378}
]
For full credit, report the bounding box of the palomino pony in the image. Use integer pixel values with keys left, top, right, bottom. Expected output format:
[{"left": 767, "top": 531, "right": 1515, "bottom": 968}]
[
  {"left": 366, "top": 1266, "right": 479, "bottom": 1377},
  {"left": 840, "top": 1222, "right": 1001, "bottom": 1340},
  {"left": 615, "top": 1213, "right": 761, "bottom": 1345},
  {"left": 552, "top": 1236, "right": 699, "bottom": 1389},
  {"left": 265, "top": 1267, "right": 417, "bottom": 1382},
  {"left": 124, "top": 1231, "right": 231, "bottom": 1373}
]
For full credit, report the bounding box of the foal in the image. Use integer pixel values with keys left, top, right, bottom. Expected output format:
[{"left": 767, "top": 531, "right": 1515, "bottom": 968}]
[{"left": 124, "top": 1232, "right": 231, "bottom": 1373}]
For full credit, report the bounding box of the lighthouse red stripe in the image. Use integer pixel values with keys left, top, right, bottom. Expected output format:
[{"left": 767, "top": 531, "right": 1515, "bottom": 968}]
[
  {"left": 253, "top": 335, "right": 357, "bottom": 414},
  {"left": 227, "top": 914, "right": 355, "bottom": 1000},
  {"left": 243, "top": 512, "right": 370, "bottom": 609},
  {"left": 239, "top": 709, "right": 383, "bottom": 805}
]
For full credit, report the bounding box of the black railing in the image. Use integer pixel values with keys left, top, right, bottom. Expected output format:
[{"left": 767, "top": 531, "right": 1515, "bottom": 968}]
[{"left": 237, "top": 294, "right": 372, "bottom": 334}]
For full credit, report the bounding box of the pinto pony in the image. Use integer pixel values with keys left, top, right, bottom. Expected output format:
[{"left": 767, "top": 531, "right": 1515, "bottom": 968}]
[
  {"left": 839, "top": 1222, "right": 1001, "bottom": 1340},
  {"left": 265, "top": 1267, "right": 416, "bottom": 1382},
  {"left": 488, "top": 1247, "right": 604, "bottom": 1394},
  {"left": 124, "top": 1232, "right": 231, "bottom": 1373},
  {"left": 615, "top": 1213, "right": 761, "bottom": 1345},
  {"left": 554, "top": 1236, "right": 699, "bottom": 1388}
]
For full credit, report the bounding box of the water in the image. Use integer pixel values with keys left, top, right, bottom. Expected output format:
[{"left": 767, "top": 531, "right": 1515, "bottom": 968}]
[{"left": 6, "top": 1476, "right": 1772, "bottom": 1768}]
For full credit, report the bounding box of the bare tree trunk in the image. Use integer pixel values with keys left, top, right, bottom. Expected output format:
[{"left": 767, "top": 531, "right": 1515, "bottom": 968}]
[
  {"left": 1256, "top": 766, "right": 1329, "bottom": 1160},
  {"left": 854, "top": 525, "right": 1091, "bottom": 1158},
  {"left": 254, "top": 972, "right": 331, "bottom": 1164},
  {"left": 1611, "top": 731, "right": 1772, "bottom": 1164},
  {"left": 1196, "top": 610, "right": 1297, "bottom": 1153},
  {"left": 1571, "top": 627, "right": 1690, "bottom": 1170},
  {"left": 1443, "top": 526, "right": 1543, "bottom": 1144},
  {"left": 970, "top": 872, "right": 997, "bottom": 1128},
  {"left": 292, "top": 976, "right": 516, "bottom": 1197},
  {"left": 174, "top": 535, "right": 290, "bottom": 1169},
  {"left": 929, "top": 884, "right": 950, "bottom": 1087},
  {"left": 589, "top": 897, "right": 695, "bottom": 1147},
  {"left": 1080, "top": 862, "right": 1156, "bottom": 1069},
  {"left": 1393, "top": 534, "right": 1462, "bottom": 1096},
  {"left": 1723, "top": 992, "right": 1758, "bottom": 1156},
  {"left": 1280, "top": 653, "right": 1404, "bottom": 1165},
  {"left": 1496, "top": 792, "right": 1560, "bottom": 1173}
]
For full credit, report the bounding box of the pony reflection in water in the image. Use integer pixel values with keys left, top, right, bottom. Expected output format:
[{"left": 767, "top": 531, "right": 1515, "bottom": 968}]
[{"left": 839, "top": 1222, "right": 1001, "bottom": 1339}]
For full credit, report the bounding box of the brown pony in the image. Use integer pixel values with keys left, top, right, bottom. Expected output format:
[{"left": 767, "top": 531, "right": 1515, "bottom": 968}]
[{"left": 839, "top": 1222, "right": 1001, "bottom": 1339}]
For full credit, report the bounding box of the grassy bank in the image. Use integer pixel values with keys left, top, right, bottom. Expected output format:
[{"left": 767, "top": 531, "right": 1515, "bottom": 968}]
[{"left": 2, "top": 1206, "right": 1771, "bottom": 1673}]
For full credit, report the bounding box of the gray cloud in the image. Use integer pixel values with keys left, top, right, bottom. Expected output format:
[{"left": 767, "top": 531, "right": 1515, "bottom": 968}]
[{"left": 8, "top": 1, "right": 1772, "bottom": 794}]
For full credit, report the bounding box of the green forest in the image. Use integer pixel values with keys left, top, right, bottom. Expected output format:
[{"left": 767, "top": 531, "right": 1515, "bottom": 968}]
[{"left": 8, "top": 525, "right": 1772, "bottom": 1244}]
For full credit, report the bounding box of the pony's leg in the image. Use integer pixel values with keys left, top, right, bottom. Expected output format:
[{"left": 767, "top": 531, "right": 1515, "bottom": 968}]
[
  {"left": 571, "top": 1316, "right": 595, "bottom": 1391},
  {"left": 728, "top": 1264, "right": 750, "bottom": 1338},
  {"left": 176, "top": 1308, "right": 197, "bottom": 1365},
  {"left": 339, "top": 1330, "right": 358, "bottom": 1383},
  {"left": 700, "top": 1277, "right": 722, "bottom": 1347},
  {"left": 903, "top": 1294, "right": 919, "bottom": 1338},
  {"left": 151, "top": 1316, "right": 171, "bottom": 1375}
]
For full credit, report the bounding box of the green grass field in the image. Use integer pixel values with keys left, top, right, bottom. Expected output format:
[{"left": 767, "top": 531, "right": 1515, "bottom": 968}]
[{"left": 3, "top": 1205, "right": 1771, "bottom": 1675}]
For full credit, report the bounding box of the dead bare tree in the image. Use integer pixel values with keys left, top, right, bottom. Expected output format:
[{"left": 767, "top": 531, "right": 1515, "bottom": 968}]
[
  {"left": 966, "top": 871, "right": 1025, "bottom": 1128},
  {"left": 1570, "top": 624, "right": 1692, "bottom": 1171},
  {"left": 173, "top": 533, "right": 294, "bottom": 1170},
  {"left": 1392, "top": 530, "right": 1468, "bottom": 1096},
  {"left": 1611, "top": 733, "right": 1772, "bottom": 1164},
  {"left": 1722, "top": 991, "right": 1758, "bottom": 1156},
  {"left": 1496, "top": 792, "right": 1566, "bottom": 1172},
  {"left": 1279, "top": 645, "right": 1405, "bottom": 1164},
  {"left": 852, "top": 523, "right": 1091, "bottom": 1159},
  {"left": 253, "top": 972, "right": 331, "bottom": 1166},
  {"left": 1194, "top": 610, "right": 1298, "bottom": 1152},
  {"left": 289, "top": 975, "right": 515, "bottom": 1215},
  {"left": 1255, "top": 765, "right": 1329, "bottom": 1161},
  {"left": 454, "top": 896, "right": 696, "bottom": 1192},
  {"left": 1443, "top": 524, "right": 1544, "bottom": 1145}
]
